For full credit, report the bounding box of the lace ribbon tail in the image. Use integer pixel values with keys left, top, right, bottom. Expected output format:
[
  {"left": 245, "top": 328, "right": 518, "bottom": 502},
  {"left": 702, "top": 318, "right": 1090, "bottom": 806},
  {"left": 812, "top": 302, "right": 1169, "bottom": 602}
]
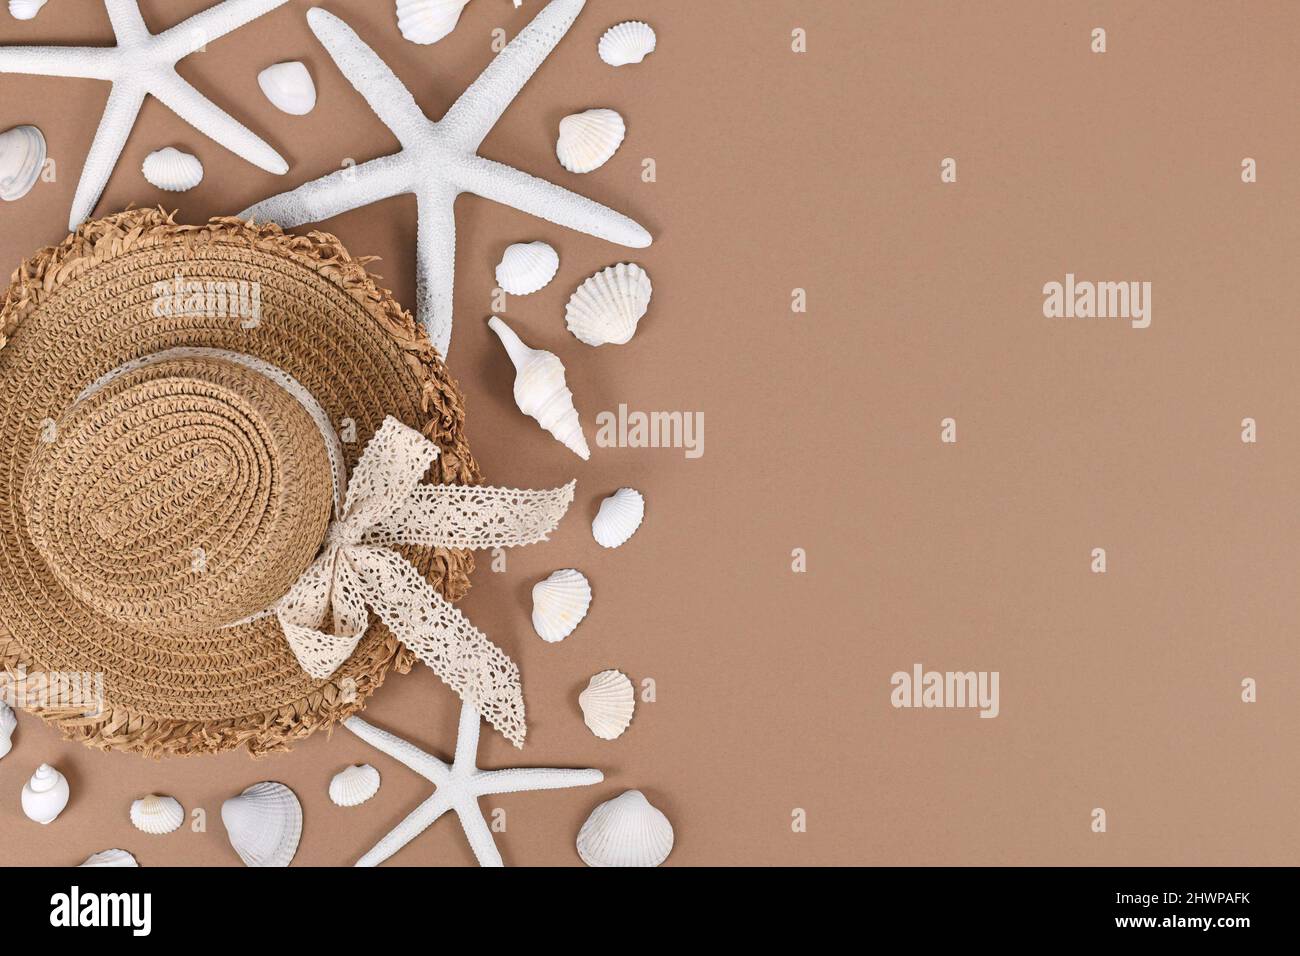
[{"left": 365, "top": 480, "right": 576, "bottom": 550}]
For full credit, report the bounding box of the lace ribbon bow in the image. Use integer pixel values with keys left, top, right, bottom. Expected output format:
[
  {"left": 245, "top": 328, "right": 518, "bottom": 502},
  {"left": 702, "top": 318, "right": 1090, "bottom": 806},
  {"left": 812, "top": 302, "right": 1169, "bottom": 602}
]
[{"left": 276, "top": 416, "right": 574, "bottom": 748}]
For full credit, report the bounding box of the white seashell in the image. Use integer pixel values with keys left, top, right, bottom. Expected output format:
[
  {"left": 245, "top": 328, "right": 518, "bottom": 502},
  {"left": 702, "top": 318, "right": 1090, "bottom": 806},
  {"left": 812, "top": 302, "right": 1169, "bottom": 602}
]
[
  {"left": 329, "top": 764, "right": 381, "bottom": 807},
  {"left": 565, "top": 262, "right": 652, "bottom": 346},
  {"left": 142, "top": 146, "right": 203, "bottom": 192},
  {"left": 495, "top": 241, "right": 559, "bottom": 296},
  {"left": 8, "top": 0, "right": 46, "bottom": 21},
  {"left": 0, "top": 700, "right": 15, "bottom": 760},
  {"left": 556, "top": 109, "right": 625, "bottom": 174},
  {"left": 396, "top": 0, "right": 470, "bottom": 45},
  {"left": 257, "top": 61, "right": 317, "bottom": 116},
  {"left": 579, "top": 670, "right": 634, "bottom": 740},
  {"left": 21, "top": 763, "right": 69, "bottom": 825},
  {"left": 576, "top": 789, "right": 673, "bottom": 867},
  {"left": 0, "top": 125, "right": 46, "bottom": 201},
  {"left": 598, "top": 21, "right": 656, "bottom": 67},
  {"left": 592, "top": 487, "right": 644, "bottom": 549},
  {"left": 221, "top": 781, "right": 302, "bottom": 867},
  {"left": 79, "top": 848, "right": 139, "bottom": 867},
  {"left": 531, "top": 568, "right": 591, "bottom": 643},
  {"left": 487, "top": 316, "right": 590, "bottom": 460},
  {"left": 130, "top": 794, "right": 184, "bottom": 835}
]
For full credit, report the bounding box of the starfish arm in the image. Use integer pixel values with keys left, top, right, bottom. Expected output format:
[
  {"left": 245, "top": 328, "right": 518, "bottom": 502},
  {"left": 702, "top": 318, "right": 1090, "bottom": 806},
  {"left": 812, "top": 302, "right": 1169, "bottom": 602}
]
[
  {"left": 415, "top": 183, "right": 459, "bottom": 356},
  {"left": 150, "top": 72, "right": 288, "bottom": 174},
  {"left": 455, "top": 798, "right": 504, "bottom": 867},
  {"left": 0, "top": 46, "right": 119, "bottom": 81},
  {"left": 457, "top": 155, "right": 652, "bottom": 249},
  {"left": 305, "top": 8, "right": 432, "bottom": 150},
  {"left": 452, "top": 699, "right": 483, "bottom": 769},
  {"left": 438, "top": 0, "right": 586, "bottom": 152},
  {"left": 67, "top": 81, "right": 146, "bottom": 230},
  {"left": 239, "top": 154, "right": 414, "bottom": 226},
  {"left": 157, "top": 0, "right": 293, "bottom": 60},
  {"left": 355, "top": 791, "right": 453, "bottom": 867},
  {"left": 475, "top": 766, "right": 604, "bottom": 797},
  {"left": 105, "top": 0, "right": 149, "bottom": 43},
  {"left": 343, "top": 716, "right": 450, "bottom": 784}
]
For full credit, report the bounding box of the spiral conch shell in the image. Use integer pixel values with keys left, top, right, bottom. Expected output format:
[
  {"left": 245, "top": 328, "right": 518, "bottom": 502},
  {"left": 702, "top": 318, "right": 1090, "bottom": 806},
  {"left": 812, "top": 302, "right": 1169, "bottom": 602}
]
[
  {"left": 488, "top": 316, "right": 590, "bottom": 460},
  {"left": 221, "top": 781, "right": 302, "bottom": 867},
  {"left": 21, "top": 763, "right": 70, "bottom": 824},
  {"left": 576, "top": 789, "right": 673, "bottom": 867},
  {"left": 130, "top": 794, "right": 184, "bottom": 834},
  {"left": 556, "top": 109, "right": 626, "bottom": 174},
  {"left": 579, "top": 669, "right": 635, "bottom": 740},
  {"left": 532, "top": 568, "right": 591, "bottom": 643},
  {"left": 329, "top": 764, "right": 381, "bottom": 807},
  {"left": 565, "top": 262, "right": 652, "bottom": 346},
  {"left": 0, "top": 700, "right": 15, "bottom": 760}
]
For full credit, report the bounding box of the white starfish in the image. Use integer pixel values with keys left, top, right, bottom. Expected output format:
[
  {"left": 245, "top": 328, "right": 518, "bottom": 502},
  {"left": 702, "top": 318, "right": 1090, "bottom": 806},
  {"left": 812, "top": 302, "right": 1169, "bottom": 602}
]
[
  {"left": 240, "top": 0, "right": 651, "bottom": 357},
  {"left": 0, "top": 0, "right": 290, "bottom": 231},
  {"left": 344, "top": 700, "right": 603, "bottom": 867}
]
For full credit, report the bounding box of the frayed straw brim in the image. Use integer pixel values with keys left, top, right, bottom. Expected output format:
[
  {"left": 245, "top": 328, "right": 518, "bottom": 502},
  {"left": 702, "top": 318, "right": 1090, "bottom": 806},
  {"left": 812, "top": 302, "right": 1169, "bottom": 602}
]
[{"left": 0, "top": 208, "right": 481, "bottom": 757}]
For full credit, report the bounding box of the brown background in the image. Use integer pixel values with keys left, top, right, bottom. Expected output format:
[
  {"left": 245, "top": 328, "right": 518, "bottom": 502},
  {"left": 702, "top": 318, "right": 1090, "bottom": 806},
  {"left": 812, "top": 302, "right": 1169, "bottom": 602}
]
[{"left": 2, "top": 0, "right": 1297, "bottom": 866}]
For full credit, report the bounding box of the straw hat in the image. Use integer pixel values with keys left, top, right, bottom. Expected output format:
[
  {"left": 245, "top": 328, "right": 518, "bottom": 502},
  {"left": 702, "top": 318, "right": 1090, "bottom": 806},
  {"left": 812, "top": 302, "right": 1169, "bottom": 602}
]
[{"left": 0, "top": 208, "right": 481, "bottom": 757}]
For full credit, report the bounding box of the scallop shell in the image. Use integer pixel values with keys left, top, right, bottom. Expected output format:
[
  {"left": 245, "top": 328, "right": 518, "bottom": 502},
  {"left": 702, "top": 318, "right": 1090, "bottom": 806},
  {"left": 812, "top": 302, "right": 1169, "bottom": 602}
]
[
  {"left": 592, "top": 488, "right": 644, "bottom": 549},
  {"left": 8, "top": 0, "right": 47, "bottom": 21},
  {"left": 531, "top": 568, "right": 591, "bottom": 643},
  {"left": 79, "top": 848, "right": 139, "bottom": 867},
  {"left": 21, "top": 763, "right": 69, "bottom": 825},
  {"left": 565, "top": 262, "right": 652, "bottom": 346},
  {"left": 488, "top": 316, "right": 590, "bottom": 460},
  {"left": 495, "top": 241, "right": 559, "bottom": 296},
  {"left": 576, "top": 789, "right": 673, "bottom": 867},
  {"left": 258, "top": 61, "right": 317, "bottom": 116},
  {"left": 221, "top": 781, "right": 302, "bottom": 867},
  {"left": 0, "top": 124, "right": 46, "bottom": 201},
  {"left": 556, "top": 109, "right": 625, "bottom": 174},
  {"left": 130, "top": 794, "right": 184, "bottom": 835},
  {"left": 396, "top": 0, "right": 470, "bottom": 45},
  {"left": 329, "top": 764, "right": 381, "bottom": 807},
  {"left": 0, "top": 700, "right": 15, "bottom": 760},
  {"left": 598, "top": 21, "right": 656, "bottom": 67},
  {"left": 142, "top": 147, "right": 203, "bottom": 192},
  {"left": 579, "top": 670, "right": 634, "bottom": 740}
]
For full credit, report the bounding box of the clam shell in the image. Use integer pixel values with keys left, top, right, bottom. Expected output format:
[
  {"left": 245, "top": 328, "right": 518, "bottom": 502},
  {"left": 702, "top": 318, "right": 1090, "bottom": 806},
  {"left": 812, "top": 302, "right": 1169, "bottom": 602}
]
[
  {"left": 495, "top": 240, "right": 559, "bottom": 296},
  {"left": 0, "top": 125, "right": 46, "bottom": 201},
  {"left": 8, "top": 0, "right": 47, "bottom": 21},
  {"left": 130, "top": 794, "right": 184, "bottom": 835},
  {"left": 329, "top": 764, "right": 381, "bottom": 807},
  {"left": 21, "top": 763, "right": 69, "bottom": 825},
  {"left": 488, "top": 317, "right": 590, "bottom": 460},
  {"left": 556, "top": 109, "right": 625, "bottom": 174},
  {"left": 0, "top": 700, "right": 15, "bottom": 760},
  {"left": 258, "top": 61, "right": 317, "bottom": 116},
  {"left": 598, "top": 20, "right": 656, "bottom": 67},
  {"left": 579, "top": 670, "right": 634, "bottom": 740},
  {"left": 592, "top": 488, "right": 644, "bottom": 549},
  {"left": 396, "top": 0, "right": 470, "bottom": 45},
  {"left": 79, "top": 848, "right": 139, "bottom": 867},
  {"left": 531, "top": 568, "right": 591, "bottom": 643},
  {"left": 565, "top": 262, "right": 652, "bottom": 346},
  {"left": 142, "top": 146, "right": 203, "bottom": 192},
  {"left": 221, "top": 781, "right": 302, "bottom": 867},
  {"left": 576, "top": 789, "right": 673, "bottom": 867}
]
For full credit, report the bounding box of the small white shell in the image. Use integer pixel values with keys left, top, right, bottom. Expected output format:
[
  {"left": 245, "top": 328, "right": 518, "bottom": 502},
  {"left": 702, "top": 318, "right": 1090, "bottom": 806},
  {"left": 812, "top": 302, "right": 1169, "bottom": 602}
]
[
  {"left": 556, "top": 109, "right": 625, "bottom": 174},
  {"left": 488, "top": 317, "right": 590, "bottom": 460},
  {"left": 142, "top": 147, "right": 203, "bottom": 192},
  {"left": 579, "top": 670, "right": 634, "bottom": 740},
  {"left": 598, "top": 21, "right": 656, "bottom": 67},
  {"left": 593, "top": 488, "right": 644, "bottom": 549},
  {"left": 258, "top": 61, "right": 317, "bottom": 115},
  {"left": 565, "top": 262, "right": 652, "bottom": 346},
  {"left": 130, "top": 794, "right": 184, "bottom": 835},
  {"left": 495, "top": 241, "right": 559, "bottom": 296},
  {"left": 531, "top": 569, "right": 591, "bottom": 643},
  {"left": 79, "top": 848, "right": 139, "bottom": 867},
  {"left": 21, "top": 763, "right": 69, "bottom": 825},
  {"left": 0, "top": 700, "right": 15, "bottom": 760},
  {"left": 329, "top": 764, "right": 381, "bottom": 807},
  {"left": 576, "top": 789, "right": 673, "bottom": 867},
  {"left": 0, "top": 124, "right": 46, "bottom": 201},
  {"left": 221, "top": 781, "right": 302, "bottom": 867},
  {"left": 7, "top": 0, "right": 47, "bottom": 21},
  {"left": 396, "top": 0, "right": 470, "bottom": 45}
]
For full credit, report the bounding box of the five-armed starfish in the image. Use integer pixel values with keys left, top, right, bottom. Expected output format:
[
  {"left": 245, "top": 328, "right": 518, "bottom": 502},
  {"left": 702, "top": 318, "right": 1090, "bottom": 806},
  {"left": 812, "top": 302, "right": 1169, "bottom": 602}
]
[
  {"left": 240, "top": 0, "right": 652, "bottom": 357},
  {"left": 0, "top": 0, "right": 290, "bottom": 230},
  {"left": 344, "top": 700, "right": 603, "bottom": 866}
]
